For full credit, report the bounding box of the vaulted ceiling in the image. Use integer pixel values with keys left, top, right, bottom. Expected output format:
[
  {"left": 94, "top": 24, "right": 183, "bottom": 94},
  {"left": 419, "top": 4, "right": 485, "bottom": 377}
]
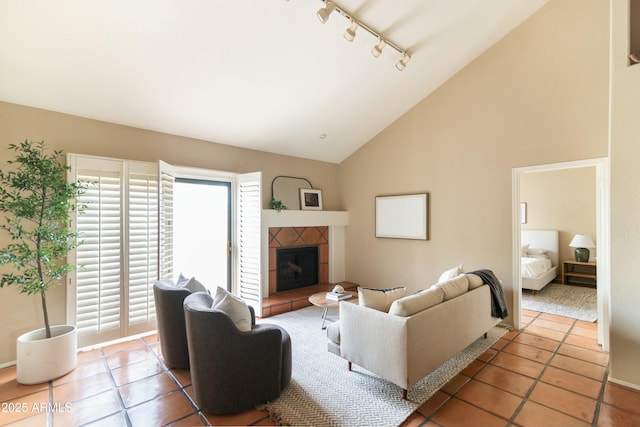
[{"left": 0, "top": 0, "right": 549, "bottom": 163}]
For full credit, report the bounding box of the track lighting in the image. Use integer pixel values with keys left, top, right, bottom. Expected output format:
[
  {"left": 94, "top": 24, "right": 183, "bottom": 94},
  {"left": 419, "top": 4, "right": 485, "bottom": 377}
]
[
  {"left": 343, "top": 20, "right": 358, "bottom": 42},
  {"left": 371, "top": 38, "right": 386, "bottom": 58},
  {"left": 395, "top": 53, "right": 411, "bottom": 71},
  {"left": 314, "top": 0, "right": 411, "bottom": 71},
  {"left": 317, "top": 1, "right": 335, "bottom": 24}
]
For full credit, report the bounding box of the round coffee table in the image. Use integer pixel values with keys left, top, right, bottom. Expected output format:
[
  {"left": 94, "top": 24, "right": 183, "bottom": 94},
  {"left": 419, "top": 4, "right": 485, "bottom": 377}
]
[{"left": 308, "top": 292, "right": 356, "bottom": 329}]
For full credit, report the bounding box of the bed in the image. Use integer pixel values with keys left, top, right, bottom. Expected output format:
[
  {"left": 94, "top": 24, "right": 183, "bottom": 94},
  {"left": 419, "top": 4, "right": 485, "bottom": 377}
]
[{"left": 521, "top": 229, "right": 559, "bottom": 295}]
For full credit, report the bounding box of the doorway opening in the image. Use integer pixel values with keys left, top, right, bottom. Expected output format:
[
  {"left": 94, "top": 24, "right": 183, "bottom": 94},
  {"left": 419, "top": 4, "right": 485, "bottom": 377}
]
[{"left": 173, "top": 178, "right": 231, "bottom": 292}]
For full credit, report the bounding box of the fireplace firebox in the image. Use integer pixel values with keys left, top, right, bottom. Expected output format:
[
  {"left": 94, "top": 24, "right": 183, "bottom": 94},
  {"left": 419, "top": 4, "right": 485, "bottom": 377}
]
[{"left": 276, "top": 246, "right": 319, "bottom": 292}]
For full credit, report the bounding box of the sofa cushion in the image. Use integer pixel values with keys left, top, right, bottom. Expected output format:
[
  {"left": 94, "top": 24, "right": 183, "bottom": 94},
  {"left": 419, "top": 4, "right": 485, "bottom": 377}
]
[
  {"left": 212, "top": 287, "right": 252, "bottom": 332},
  {"left": 467, "top": 273, "right": 485, "bottom": 290},
  {"left": 434, "top": 274, "right": 469, "bottom": 300},
  {"left": 388, "top": 287, "right": 445, "bottom": 317},
  {"left": 438, "top": 264, "right": 464, "bottom": 282},
  {"left": 358, "top": 286, "right": 406, "bottom": 312}
]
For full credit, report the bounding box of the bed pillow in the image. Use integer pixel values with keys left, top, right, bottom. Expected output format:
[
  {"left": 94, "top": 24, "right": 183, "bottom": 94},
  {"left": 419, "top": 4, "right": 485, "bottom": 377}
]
[
  {"left": 212, "top": 287, "right": 252, "bottom": 332},
  {"left": 438, "top": 264, "right": 464, "bottom": 282},
  {"left": 521, "top": 244, "right": 529, "bottom": 256},
  {"left": 388, "top": 287, "right": 445, "bottom": 317},
  {"left": 434, "top": 274, "right": 469, "bottom": 300},
  {"left": 527, "top": 247, "right": 548, "bottom": 255},
  {"left": 358, "top": 286, "right": 407, "bottom": 312}
]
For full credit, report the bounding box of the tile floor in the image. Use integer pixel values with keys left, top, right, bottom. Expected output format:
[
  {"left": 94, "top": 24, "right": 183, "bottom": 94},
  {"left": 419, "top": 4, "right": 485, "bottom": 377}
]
[{"left": 2, "top": 308, "right": 640, "bottom": 426}]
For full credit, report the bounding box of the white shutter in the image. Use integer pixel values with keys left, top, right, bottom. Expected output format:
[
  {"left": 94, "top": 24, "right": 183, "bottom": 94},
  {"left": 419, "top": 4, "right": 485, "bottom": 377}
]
[
  {"left": 238, "top": 172, "right": 262, "bottom": 315},
  {"left": 73, "top": 158, "right": 124, "bottom": 346},
  {"left": 126, "top": 162, "right": 159, "bottom": 331},
  {"left": 159, "top": 161, "right": 175, "bottom": 281}
]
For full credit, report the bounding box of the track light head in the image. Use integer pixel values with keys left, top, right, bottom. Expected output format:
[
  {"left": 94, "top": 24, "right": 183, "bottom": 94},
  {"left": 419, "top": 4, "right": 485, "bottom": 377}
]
[
  {"left": 317, "top": 1, "right": 335, "bottom": 24},
  {"left": 395, "top": 53, "right": 411, "bottom": 71},
  {"left": 371, "top": 38, "right": 386, "bottom": 58},
  {"left": 343, "top": 20, "right": 358, "bottom": 42}
]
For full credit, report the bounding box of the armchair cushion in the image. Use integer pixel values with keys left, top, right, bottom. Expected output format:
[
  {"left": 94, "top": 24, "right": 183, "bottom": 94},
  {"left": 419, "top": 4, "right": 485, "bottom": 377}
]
[{"left": 212, "top": 287, "right": 252, "bottom": 332}]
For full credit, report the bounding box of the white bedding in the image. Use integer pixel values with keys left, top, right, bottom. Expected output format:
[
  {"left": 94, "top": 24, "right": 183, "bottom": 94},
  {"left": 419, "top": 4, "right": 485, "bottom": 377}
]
[{"left": 521, "top": 256, "right": 552, "bottom": 278}]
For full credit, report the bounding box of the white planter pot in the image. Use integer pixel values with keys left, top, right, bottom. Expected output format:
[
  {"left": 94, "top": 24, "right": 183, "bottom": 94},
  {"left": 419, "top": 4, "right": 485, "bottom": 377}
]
[{"left": 16, "top": 325, "right": 78, "bottom": 385}]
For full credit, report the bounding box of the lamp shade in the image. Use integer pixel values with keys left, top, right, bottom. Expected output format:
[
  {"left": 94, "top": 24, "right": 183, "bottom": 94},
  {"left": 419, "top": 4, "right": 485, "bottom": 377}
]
[{"left": 569, "top": 234, "right": 596, "bottom": 248}]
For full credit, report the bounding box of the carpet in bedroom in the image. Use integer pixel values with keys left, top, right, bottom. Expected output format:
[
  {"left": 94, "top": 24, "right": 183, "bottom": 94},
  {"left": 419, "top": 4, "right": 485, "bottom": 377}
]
[
  {"left": 258, "top": 305, "right": 507, "bottom": 427},
  {"left": 522, "top": 283, "right": 597, "bottom": 322}
]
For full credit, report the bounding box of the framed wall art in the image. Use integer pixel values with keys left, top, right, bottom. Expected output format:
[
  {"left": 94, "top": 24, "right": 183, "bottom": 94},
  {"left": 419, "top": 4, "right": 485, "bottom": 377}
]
[
  {"left": 300, "top": 188, "right": 323, "bottom": 210},
  {"left": 375, "top": 193, "right": 429, "bottom": 240}
]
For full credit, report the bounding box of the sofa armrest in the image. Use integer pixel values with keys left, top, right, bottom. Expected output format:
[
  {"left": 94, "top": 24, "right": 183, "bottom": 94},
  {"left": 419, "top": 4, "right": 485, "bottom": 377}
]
[{"left": 339, "top": 302, "right": 409, "bottom": 388}]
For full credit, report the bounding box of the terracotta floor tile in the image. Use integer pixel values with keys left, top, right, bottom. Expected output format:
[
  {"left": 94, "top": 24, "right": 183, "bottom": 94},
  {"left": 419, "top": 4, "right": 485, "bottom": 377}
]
[
  {"left": 440, "top": 373, "right": 470, "bottom": 395},
  {"left": 0, "top": 390, "right": 49, "bottom": 425},
  {"left": 456, "top": 379, "right": 521, "bottom": 419},
  {"left": 461, "top": 359, "right": 485, "bottom": 377},
  {"left": 477, "top": 348, "right": 498, "bottom": 363},
  {"left": 513, "top": 331, "right": 560, "bottom": 352},
  {"left": 575, "top": 320, "right": 597, "bottom": 330},
  {"left": 203, "top": 407, "right": 273, "bottom": 426},
  {"left": 550, "top": 354, "right": 607, "bottom": 381},
  {"left": 52, "top": 372, "right": 114, "bottom": 403},
  {"left": 416, "top": 390, "right": 450, "bottom": 417},
  {"left": 521, "top": 314, "right": 535, "bottom": 325},
  {"left": 529, "top": 382, "right": 597, "bottom": 423},
  {"left": 522, "top": 308, "right": 540, "bottom": 318},
  {"left": 118, "top": 372, "right": 180, "bottom": 408},
  {"left": 0, "top": 366, "right": 48, "bottom": 402},
  {"left": 557, "top": 343, "right": 609, "bottom": 366},
  {"left": 514, "top": 400, "right": 590, "bottom": 427},
  {"left": 502, "top": 329, "right": 520, "bottom": 341},
  {"left": 101, "top": 338, "right": 147, "bottom": 356},
  {"left": 127, "top": 389, "right": 195, "bottom": 427},
  {"left": 76, "top": 348, "right": 102, "bottom": 363},
  {"left": 53, "top": 389, "right": 122, "bottom": 426},
  {"left": 540, "top": 366, "right": 603, "bottom": 399},
  {"left": 490, "top": 352, "right": 545, "bottom": 378},
  {"left": 526, "top": 324, "right": 570, "bottom": 341},
  {"left": 539, "top": 312, "right": 576, "bottom": 325},
  {"left": 399, "top": 412, "right": 428, "bottom": 427},
  {"left": 52, "top": 357, "right": 107, "bottom": 385},
  {"left": 603, "top": 383, "right": 640, "bottom": 415},
  {"left": 502, "top": 341, "right": 553, "bottom": 364},
  {"left": 110, "top": 358, "right": 164, "bottom": 387},
  {"left": 0, "top": 412, "right": 48, "bottom": 426},
  {"left": 490, "top": 337, "right": 510, "bottom": 351},
  {"left": 169, "top": 412, "right": 208, "bottom": 426},
  {"left": 571, "top": 325, "right": 598, "bottom": 339},
  {"left": 475, "top": 364, "right": 535, "bottom": 397},
  {"left": 597, "top": 402, "right": 640, "bottom": 426},
  {"left": 170, "top": 368, "right": 192, "bottom": 387},
  {"left": 531, "top": 318, "right": 573, "bottom": 333},
  {"left": 106, "top": 345, "right": 155, "bottom": 369},
  {"left": 564, "top": 334, "right": 603, "bottom": 352},
  {"left": 431, "top": 397, "right": 506, "bottom": 427}
]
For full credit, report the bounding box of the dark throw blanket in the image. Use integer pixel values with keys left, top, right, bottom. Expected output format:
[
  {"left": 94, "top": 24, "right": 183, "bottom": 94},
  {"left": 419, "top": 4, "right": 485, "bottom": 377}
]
[{"left": 469, "top": 269, "right": 509, "bottom": 319}]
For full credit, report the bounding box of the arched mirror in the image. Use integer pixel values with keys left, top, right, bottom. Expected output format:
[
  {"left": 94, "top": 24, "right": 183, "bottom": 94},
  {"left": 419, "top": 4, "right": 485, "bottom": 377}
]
[{"left": 271, "top": 176, "right": 313, "bottom": 210}]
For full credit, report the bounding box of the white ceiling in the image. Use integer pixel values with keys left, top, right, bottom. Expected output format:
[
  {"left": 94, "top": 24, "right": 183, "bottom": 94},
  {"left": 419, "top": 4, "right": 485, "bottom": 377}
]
[{"left": 0, "top": 0, "right": 548, "bottom": 164}]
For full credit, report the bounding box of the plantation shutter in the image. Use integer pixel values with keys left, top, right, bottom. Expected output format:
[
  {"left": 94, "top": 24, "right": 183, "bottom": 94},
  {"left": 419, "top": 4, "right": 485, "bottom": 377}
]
[
  {"left": 158, "top": 161, "right": 175, "bottom": 281},
  {"left": 71, "top": 157, "right": 124, "bottom": 347},
  {"left": 126, "top": 162, "right": 159, "bottom": 333},
  {"left": 237, "top": 172, "right": 262, "bottom": 315}
]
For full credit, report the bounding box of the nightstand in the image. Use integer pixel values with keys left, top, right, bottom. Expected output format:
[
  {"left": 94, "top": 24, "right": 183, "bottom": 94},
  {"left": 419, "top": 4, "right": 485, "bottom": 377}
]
[{"left": 562, "top": 260, "right": 597, "bottom": 287}]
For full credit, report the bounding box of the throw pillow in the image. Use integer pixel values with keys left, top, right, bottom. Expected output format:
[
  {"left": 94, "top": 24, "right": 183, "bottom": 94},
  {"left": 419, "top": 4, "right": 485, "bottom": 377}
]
[
  {"left": 434, "top": 274, "right": 469, "bottom": 300},
  {"left": 388, "top": 287, "right": 445, "bottom": 317},
  {"left": 176, "top": 272, "right": 190, "bottom": 286},
  {"left": 212, "top": 287, "right": 252, "bottom": 332},
  {"left": 358, "top": 286, "right": 407, "bottom": 312},
  {"left": 467, "top": 273, "right": 485, "bottom": 290},
  {"left": 179, "top": 276, "right": 207, "bottom": 293},
  {"left": 438, "top": 264, "right": 464, "bottom": 282}
]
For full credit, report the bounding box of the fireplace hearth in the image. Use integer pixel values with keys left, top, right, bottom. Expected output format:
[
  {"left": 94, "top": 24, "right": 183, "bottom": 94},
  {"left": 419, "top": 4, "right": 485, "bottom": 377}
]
[{"left": 276, "top": 246, "right": 319, "bottom": 292}]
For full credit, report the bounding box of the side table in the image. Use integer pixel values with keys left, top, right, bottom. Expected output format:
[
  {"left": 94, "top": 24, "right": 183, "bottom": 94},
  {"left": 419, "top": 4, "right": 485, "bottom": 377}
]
[{"left": 308, "top": 292, "right": 357, "bottom": 329}]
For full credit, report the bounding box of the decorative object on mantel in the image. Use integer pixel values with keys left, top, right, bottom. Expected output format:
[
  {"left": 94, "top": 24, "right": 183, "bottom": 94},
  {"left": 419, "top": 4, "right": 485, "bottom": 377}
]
[
  {"left": 271, "top": 198, "right": 287, "bottom": 212},
  {"left": 271, "top": 175, "right": 313, "bottom": 211},
  {"left": 300, "top": 188, "right": 323, "bottom": 211},
  {"left": 568, "top": 233, "right": 596, "bottom": 262},
  {"left": 375, "top": 193, "right": 429, "bottom": 240}
]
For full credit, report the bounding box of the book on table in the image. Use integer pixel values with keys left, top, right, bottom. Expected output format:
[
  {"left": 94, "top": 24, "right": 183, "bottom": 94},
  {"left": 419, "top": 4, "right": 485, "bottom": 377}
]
[{"left": 326, "top": 291, "right": 352, "bottom": 301}]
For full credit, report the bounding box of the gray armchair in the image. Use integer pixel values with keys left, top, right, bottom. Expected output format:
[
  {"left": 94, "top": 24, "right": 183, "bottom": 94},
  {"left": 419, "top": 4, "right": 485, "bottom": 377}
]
[
  {"left": 183, "top": 292, "right": 292, "bottom": 414},
  {"left": 153, "top": 279, "right": 192, "bottom": 369}
]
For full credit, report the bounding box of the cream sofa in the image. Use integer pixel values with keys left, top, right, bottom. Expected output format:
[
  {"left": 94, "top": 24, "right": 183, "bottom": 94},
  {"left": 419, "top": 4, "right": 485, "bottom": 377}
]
[{"left": 326, "top": 274, "right": 502, "bottom": 399}]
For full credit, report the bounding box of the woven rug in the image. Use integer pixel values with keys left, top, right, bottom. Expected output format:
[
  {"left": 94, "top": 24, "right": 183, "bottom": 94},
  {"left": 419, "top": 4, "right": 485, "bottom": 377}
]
[
  {"left": 258, "top": 305, "right": 507, "bottom": 427},
  {"left": 522, "top": 283, "right": 597, "bottom": 322}
]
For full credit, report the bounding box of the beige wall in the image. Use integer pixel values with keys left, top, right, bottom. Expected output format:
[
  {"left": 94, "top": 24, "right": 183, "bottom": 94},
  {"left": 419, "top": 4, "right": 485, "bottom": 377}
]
[
  {"left": 338, "top": 0, "right": 608, "bottom": 324},
  {"left": 520, "top": 168, "right": 597, "bottom": 262},
  {"left": 0, "top": 101, "right": 341, "bottom": 364},
  {"left": 610, "top": 0, "right": 640, "bottom": 388}
]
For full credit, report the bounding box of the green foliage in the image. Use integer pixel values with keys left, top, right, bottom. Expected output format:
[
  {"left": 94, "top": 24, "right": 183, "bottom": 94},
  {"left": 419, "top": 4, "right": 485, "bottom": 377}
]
[
  {"left": 0, "top": 140, "right": 86, "bottom": 337},
  {"left": 271, "top": 198, "right": 287, "bottom": 212}
]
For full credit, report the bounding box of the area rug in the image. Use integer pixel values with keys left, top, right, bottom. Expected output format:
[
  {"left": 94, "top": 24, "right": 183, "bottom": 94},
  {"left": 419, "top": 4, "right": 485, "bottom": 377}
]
[
  {"left": 258, "top": 305, "right": 507, "bottom": 427},
  {"left": 522, "top": 283, "right": 597, "bottom": 322}
]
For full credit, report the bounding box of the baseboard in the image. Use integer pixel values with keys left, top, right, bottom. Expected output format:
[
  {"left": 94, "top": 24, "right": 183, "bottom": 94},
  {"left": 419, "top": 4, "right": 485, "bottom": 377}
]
[{"left": 608, "top": 375, "right": 640, "bottom": 392}]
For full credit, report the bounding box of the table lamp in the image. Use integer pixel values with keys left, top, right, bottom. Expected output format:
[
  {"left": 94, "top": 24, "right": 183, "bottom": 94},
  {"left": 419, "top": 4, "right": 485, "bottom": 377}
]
[{"left": 569, "top": 234, "right": 595, "bottom": 262}]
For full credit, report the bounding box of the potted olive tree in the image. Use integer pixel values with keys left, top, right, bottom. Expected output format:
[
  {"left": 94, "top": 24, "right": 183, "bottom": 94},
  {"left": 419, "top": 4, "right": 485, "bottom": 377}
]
[{"left": 0, "top": 140, "right": 85, "bottom": 384}]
